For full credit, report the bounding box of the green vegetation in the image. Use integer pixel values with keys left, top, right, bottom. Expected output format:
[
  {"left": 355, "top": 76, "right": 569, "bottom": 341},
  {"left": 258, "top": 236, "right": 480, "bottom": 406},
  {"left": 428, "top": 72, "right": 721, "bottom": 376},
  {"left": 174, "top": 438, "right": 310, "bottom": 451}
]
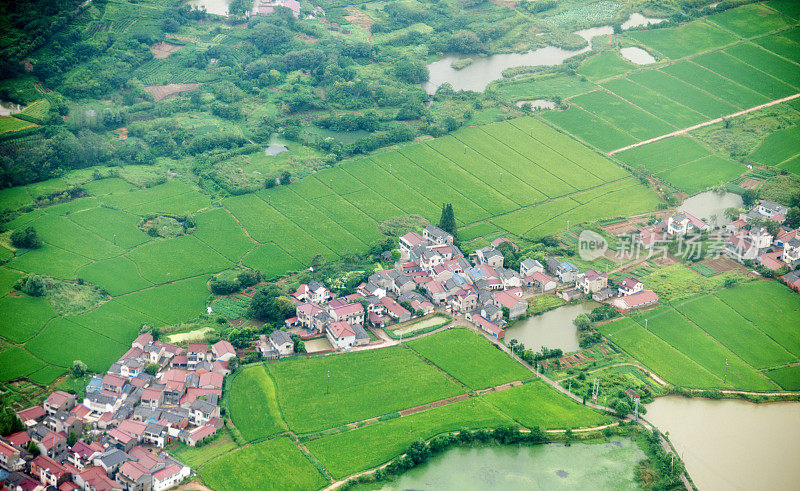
[
  {"left": 598, "top": 319, "right": 724, "bottom": 388},
  {"left": 171, "top": 430, "right": 238, "bottom": 469},
  {"left": 199, "top": 437, "right": 327, "bottom": 491},
  {"left": 526, "top": 294, "right": 566, "bottom": 315},
  {"left": 627, "top": 19, "right": 737, "bottom": 59},
  {"left": 228, "top": 365, "right": 287, "bottom": 441},
  {"left": 765, "top": 365, "right": 800, "bottom": 391},
  {"left": 267, "top": 347, "right": 463, "bottom": 434},
  {"left": 483, "top": 380, "right": 610, "bottom": 428},
  {"left": 407, "top": 328, "right": 531, "bottom": 389},
  {"left": 577, "top": 52, "right": 633, "bottom": 81},
  {"left": 387, "top": 315, "right": 451, "bottom": 339},
  {"left": 305, "top": 398, "right": 511, "bottom": 479}
]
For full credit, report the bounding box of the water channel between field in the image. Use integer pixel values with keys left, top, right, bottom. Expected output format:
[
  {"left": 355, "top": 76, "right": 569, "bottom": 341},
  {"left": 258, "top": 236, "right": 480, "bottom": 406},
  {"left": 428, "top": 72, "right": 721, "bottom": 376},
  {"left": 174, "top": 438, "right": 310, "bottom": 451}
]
[
  {"left": 646, "top": 396, "right": 800, "bottom": 491},
  {"left": 375, "top": 438, "right": 645, "bottom": 490},
  {"left": 424, "top": 27, "right": 612, "bottom": 93},
  {"left": 677, "top": 190, "right": 743, "bottom": 227},
  {"left": 504, "top": 302, "right": 599, "bottom": 353}
]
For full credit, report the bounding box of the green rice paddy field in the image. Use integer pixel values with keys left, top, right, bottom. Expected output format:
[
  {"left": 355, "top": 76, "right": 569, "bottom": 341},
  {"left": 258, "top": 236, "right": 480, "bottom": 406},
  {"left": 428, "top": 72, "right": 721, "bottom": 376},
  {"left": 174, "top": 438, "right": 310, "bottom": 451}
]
[
  {"left": 544, "top": 2, "right": 800, "bottom": 188},
  {"left": 599, "top": 281, "right": 800, "bottom": 391},
  {"left": 204, "top": 328, "right": 610, "bottom": 484},
  {"left": 0, "top": 116, "right": 660, "bottom": 384}
]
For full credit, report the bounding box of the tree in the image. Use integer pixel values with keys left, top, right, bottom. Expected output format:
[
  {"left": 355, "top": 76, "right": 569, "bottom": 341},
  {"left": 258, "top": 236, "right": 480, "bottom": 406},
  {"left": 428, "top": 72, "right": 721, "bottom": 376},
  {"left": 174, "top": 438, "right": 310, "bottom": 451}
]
[
  {"left": 67, "top": 431, "right": 78, "bottom": 447},
  {"left": 741, "top": 189, "right": 758, "bottom": 207},
  {"left": 0, "top": 406, "right": 25, "bottom": 436},
  {"left": 786, "top": 207, "right": 800, "bottom": 228},
  {"left": 145, "top": 363, "right": 159, "bottom": 376},
  {"left": 71, "top": 360, "right": 88, "bottom": 378},
  {"left": 10, "top": 226, "right": 42, "bottom": 249},
  {"left": 390, "top": 250, "right": 401, "bottom": 263},
  {"left": 438, "top": 203, "right": 460, "bottom": 246},
  {"left": 280, "top": 170, "right": 292, "bottom": 185},
  {"left": 28, "top": 441, "right": 40, "bottom": 457},
  {"left": 394, "top": 58, "right": 428, "bottom": 84},
  {"left": 724, "top": 207, "right": 741, "bottom": 221},
  {"left": 613, "top": 399, "right": 632, "bottom": 418},
  {"left": 20, "top": 275, "right": 47, "bottom": 297},
  {"left": 228, "top": 356, "right": 239, "bottom": 371},
  {"left": 310, "top": 254, "right": 326, "bottom": 271},
  {"left": 249, "top": 285, "right": 295, "bottom": 322}
]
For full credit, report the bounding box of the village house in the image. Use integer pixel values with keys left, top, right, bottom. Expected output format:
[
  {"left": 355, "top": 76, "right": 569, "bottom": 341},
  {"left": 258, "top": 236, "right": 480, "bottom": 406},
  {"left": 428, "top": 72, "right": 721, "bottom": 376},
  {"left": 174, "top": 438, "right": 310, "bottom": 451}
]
[
  {"left": 492, "top": 290, "right": 526, "bottom": 320},
  {"left": 475, "top": 246, "right": 504, "bottom": 268},
  {"left": 0, "top": 440, "right": 24, "bottom": 471},
  {"left": 326, "top": 321, "right": 357, "bottom": 349},
  {"left": 666, "top": 211, "right": 708, "bottom": 235},
  {"left": 43, "top": 392, "right": 76, "bottom": 416},
  {"left": 612, "top": 290, "right": 659, "bottom": 312},
  {"left": 185, "top": 344, "right": 207, "bottom": 370},
  {"left": 618, "top": 277, "right": 643, "bottom": 296},
  {"left": 293, "top": 281, "right": 332, "bottom": 304},
  {"left": 782, "top": 234, "right": 800, "bottom": 268},
  {"left": 30, "top": 455, "right": 69, "bottom": 488},
  {"left": 575, "top": 269, "right": 608, "bottom": 294},
  {"left": 555, "top": 261, "right": 579, "bottom": 283},
  {"left": 519, "top": 258, "right": 543, "bottom": 277},
  {"left": 15, "top": 406, "right": 46, "bottom": 428},
  {"left": 269, "top": 330, "right": 295, "bottom": 356},
  {"left": 380, "top": 296, "right": 411, "bottom": 323},
  {"left": 210, "top": 340, "right": 236, "bottom": 362},
  {"left": 725, "top": 225, "right": 773, "bottom": 262},
  {"left": 423, "top": 225, "right": 453, "bottom": 245}
]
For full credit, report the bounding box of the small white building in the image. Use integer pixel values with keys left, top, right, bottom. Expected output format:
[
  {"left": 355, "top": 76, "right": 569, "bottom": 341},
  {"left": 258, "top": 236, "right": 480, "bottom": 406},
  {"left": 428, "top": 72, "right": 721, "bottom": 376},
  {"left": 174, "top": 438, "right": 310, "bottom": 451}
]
[
  {"left": 269, "top": 330, "right": 294, "bottom": 356},
  {"left": 326, "top": 321, "right": 356, "bottom": 350}
]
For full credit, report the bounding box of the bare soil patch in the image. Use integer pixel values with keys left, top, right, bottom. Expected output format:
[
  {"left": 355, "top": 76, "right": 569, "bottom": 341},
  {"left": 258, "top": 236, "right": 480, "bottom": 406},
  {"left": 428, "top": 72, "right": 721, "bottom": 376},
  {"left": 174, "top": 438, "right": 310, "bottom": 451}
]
[
  {"left": 112, "top": 127, "right": 128, "bottom": 141},
  {"left": 344, "top": 6, "right": 374, "bottom": 32},
  {"left": 740, "top": 177, "right": 762, "bottom": 190},
  {"left": 144, "top": 83, "right": 200, "bottom": 102},
  {"left": 150, "top": 41, "right": 183, "bottom": 59},
  {"left": 701, "top": 256, "right": 746, "bottom": 274},
  {"left": 295, "top": 33, "right": 318, "bottom": 43}
]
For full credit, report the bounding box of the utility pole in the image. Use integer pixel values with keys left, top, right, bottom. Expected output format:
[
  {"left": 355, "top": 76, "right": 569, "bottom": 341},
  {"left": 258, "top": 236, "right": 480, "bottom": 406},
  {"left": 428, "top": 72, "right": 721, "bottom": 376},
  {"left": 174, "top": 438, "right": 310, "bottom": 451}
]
[
  {"left": 724, "top": 358, "right": 728, "bottom": 384},
  {"left": 326, "top": 369, "right": 330, "bottom": 395},
  {"left": 568, "top": 380, "right": 571, "bottom": 394},
  {"left": 592, "top": 378, "right": 599, "bottom": 402},
  {"left": 645, "top": 319, "right": 648, "bottom": 330},
  {"left": 634, "top": 397, "right": 639, "bottom": 422}
]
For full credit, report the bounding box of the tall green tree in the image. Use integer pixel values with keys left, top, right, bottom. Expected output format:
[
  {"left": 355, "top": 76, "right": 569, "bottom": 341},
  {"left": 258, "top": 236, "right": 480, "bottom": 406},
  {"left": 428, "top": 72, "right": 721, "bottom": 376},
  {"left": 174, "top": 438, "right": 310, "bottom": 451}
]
[{"left": 438, "top": 203, "right": 460, "bottom": 246}]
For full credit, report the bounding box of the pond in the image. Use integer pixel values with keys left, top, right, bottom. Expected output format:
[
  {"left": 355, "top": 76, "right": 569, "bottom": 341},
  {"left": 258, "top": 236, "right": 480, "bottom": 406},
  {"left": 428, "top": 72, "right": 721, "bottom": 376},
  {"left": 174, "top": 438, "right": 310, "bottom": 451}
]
[
  {"left": 677, "top": 190, "right": 743, "bottom": 228},
  {"left": 621, "top": 13, "right": 665, "bottom": 30},
  {"left": 504, "top": 302, "right": 599, "bottom": 353},
  {"left": 619, "top": 47, "right": 656, "bottom": 65},
  {"left": 646, "top": 396, "right": 800, "bottom": 491},
  {"left": 424, "top": 27, "right": 612, "bottom": 93},
  {"left": 265, "top": 144, "right": 289, "bottom": 156},
  {"left": 186, "top": 0, "right": 230, "bottom": 16},
  {"left": 304, "top": 337, "right": 333, "bottom": 353},
  {"left": 515, "top": 99, "right": 557, "bottom": 110},
  {"left": 0, "top": 101, "right": 24, "bottom": 116},
  {"left": 377, "top": 438, "right": 646, "bottom": 490}
]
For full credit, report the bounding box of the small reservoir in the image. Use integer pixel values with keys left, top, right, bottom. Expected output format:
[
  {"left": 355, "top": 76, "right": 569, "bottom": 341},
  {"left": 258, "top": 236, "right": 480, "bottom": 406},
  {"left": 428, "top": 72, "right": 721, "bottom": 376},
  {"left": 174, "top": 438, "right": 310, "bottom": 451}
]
[
  {"left": 619, "top": 47, "right": 656, "bottom": 65},
  {"left": 678, "top": 190, "right": 743, "bottom": 227},
  {"left": 504, "top": 302, "right": 599, "bottom": 353},
  {"left": 378, "top": 438, "right": 646, "bottom": 490}
]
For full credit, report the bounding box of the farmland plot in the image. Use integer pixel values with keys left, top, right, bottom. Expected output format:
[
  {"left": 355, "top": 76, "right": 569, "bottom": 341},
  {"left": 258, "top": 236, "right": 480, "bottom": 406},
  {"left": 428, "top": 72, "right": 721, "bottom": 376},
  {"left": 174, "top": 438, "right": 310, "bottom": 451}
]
[
  {"left": 228, "top": 365, "right": 287, "bottom": 441},
  {"left": 598, "top": 319, "right": 724, "bottom": 388},
  {"left": 657, "top": 155, "right": 744, "bottom": 194},
  {"left": 602, "top": 78, "right": 707, "bottom": 128},
  {"left": 748, "top": 126, "right": 800, "bottom": 165},
  {"left": 570, "top": 90, "right": 675, "bottom": 140},
  {"left": 692, "top": 52, "right": 796, "bottom": 100},
  {"left": 614, "top": 137, "right": 710, "bottom": 173},
  {"left": 541, "top": 107, "right": 638, "bottom": 152},
  {"left": 241, "top": 243, "right": 303, "bottom": 279},
  {"left": 661, "top": 62, "right": 768, "bottom": 108},
  {"left": 706, "top": 3, "right": 793, "bottom": 38},
  {"left": 627, "top": 20, "right": 736, "bottom": 59},
  {"left": 675, "top": 295, "right": 796, "bottom": 369},
  {"left": 626, "top": 70, "right": 739, "bottom": 118},
  {"left": 77, "top": 256, "right": 153, "bottom": 296}
]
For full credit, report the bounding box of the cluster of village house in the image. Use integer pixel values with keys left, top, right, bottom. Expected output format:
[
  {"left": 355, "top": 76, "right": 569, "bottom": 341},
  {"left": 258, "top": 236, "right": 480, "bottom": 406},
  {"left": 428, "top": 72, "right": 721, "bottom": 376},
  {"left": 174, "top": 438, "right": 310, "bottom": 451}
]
[
  {"left": 0, "top": 335, "right": 238, "bottom": 491},
  {"left": 283, "top": 225, "right": 661, "bottom": 344},
  {"left": 638, "top": 200, "right": 800, "bottom": 289}
]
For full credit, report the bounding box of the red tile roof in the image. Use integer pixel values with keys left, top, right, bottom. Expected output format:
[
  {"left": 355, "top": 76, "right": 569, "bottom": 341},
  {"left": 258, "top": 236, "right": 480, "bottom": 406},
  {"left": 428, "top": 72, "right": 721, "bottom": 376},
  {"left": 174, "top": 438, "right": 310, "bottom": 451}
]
[
  {"left": 331, "top": 302, "right": 364, "bottom": 317},
  {"left": 618, "top": 290, "right": 658, "bottom": 309},
  {"left": 187, "top": 425, "right": 216, "bottom": 442},
  {"left": 211, "top": 340, "right": 235, "bottom": 358},
  {"left": 7, "top": 431, "right": 30, "bottom": 447},
  {"left": 153, "top": 464, "right": 182, "bottom": 481},
  {"left": 187, "top": 343, "right": 207, "bottom": 353},
  {"left": 328, "top": 321, "right": 355, "bottom": 338},
  {"left": 16, "top": 405, "right": 45, "bottom": 422},
  {"left": 44, "top": 391, "right": 74, "bottom": 408}
]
